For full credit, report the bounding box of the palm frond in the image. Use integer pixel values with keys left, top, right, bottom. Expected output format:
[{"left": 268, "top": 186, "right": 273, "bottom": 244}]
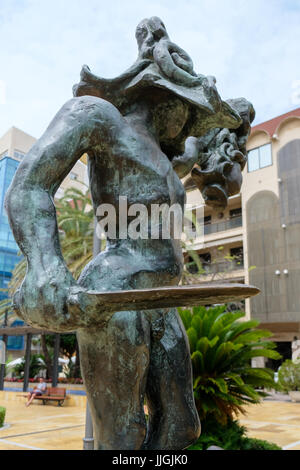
[{"left": 179, "top": 305, "right": 281, "bottom": 424}]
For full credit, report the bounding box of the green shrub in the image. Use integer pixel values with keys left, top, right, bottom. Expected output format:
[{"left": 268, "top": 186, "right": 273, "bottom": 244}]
[
  {"left": 11, "top": 353, "right": 46, "bottom": 379},
  {"left": 278, "top": 360, "right": 300, "bottom": 392},
  {"left": 240, "top": 437, "right": 281, "bottom": 450},
  {"left": 188, "top": 418, "right": 281, "bottom": 450},
  {"left": 178, "top": 305, "right": 281, "bottom": 425},
  {"left": 0, "top": 407, "right": 6, "bottom": 427}
]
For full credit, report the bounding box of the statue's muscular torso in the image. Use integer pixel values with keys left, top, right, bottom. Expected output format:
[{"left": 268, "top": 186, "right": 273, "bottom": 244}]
[{"left": 78, "top": 119, "right": 186, "bottom": 292}]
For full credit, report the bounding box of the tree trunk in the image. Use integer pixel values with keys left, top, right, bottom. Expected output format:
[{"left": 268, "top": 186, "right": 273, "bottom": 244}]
[{"left": 41, "top": 334, "right": 52, "bottom": 379}]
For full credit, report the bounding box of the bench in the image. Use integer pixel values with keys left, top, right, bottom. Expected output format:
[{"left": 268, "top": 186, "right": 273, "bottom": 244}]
[{"left": 34, "top": 387, "right": 67, "bottom": 406}]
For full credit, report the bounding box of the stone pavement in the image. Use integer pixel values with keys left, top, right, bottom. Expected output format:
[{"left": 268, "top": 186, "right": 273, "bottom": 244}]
[
  {"left": 0, "top": 393, "right": 86, "bottom": 450},
  {"left": 239, "top": 401, "right": 300, "bottom": 450},
  {"left": 0, "top": 394, "right": 300, "bottom": 450}
]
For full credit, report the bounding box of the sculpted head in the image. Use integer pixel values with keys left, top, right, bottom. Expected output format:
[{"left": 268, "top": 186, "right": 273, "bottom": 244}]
[
  {"left": 73, "top": 17, "right": 242, "bottom": 156},
  {"left": 191, "top": 98, "right": 256, "bottom": 209}
]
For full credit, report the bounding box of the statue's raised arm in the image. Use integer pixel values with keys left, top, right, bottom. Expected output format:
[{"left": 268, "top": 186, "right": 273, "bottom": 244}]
[{"left": 5, "top": 96, "right": 128, "bottom": 331}]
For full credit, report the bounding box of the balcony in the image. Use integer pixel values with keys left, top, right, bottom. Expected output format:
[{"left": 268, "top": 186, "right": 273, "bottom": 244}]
[
  {"left": 204, "top": 216, "right": 243, "bottom": 235},
  {"left": 186, "top": 259, "right": 244, "bottom": 276}
]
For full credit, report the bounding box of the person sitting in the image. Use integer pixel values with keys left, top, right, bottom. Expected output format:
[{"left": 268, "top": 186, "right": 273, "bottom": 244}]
[{"left": 25, "top": 377, "right": 47, "bottom": 407}]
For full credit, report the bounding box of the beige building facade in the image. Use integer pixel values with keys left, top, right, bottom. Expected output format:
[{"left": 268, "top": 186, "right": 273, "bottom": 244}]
[
  {"left": 185, "top": 107, "right": 300, "bottom": 366},
  {"left": 0, "top": 126, "right": 88, "bottom": 195}
]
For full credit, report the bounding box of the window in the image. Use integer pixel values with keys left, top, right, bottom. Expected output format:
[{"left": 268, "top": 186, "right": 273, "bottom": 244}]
[
  {"left": 200, "top": 252, "right": 211, "bottom": 266},
  {"left": 230, "top": 246, "right": 243, "bottom": 258},
  {"left": 204, "top": 215, "right": 212, "bottom": 235},
  {"left": 14, "top": 150, "right": 25, "bottom": 160},
  {"left": 230, "top": 208, "right": 242, "bottom": 219},
  {"left": 230, "top": 246, "right": 244, "bottom": 268},
  {"left": 186, "top": 252, "right": 211, "bottom": 274},
  {"left": 70, "top": 172, "right": 78, "bottom": 180},
  {"left": 185, "top": 256, "right": 199, "bottom": 274},
  {"left": 248, "top": 144, "right": 272, "bottom": 172}
]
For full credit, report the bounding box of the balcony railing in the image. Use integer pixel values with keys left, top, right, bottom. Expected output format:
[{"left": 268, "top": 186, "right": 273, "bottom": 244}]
[
  {"left": 186, "top": 259, "right": 244, "bottom": 276},
  {"left": 184, "top": 215, "right": 243, "bottom": 240},
  {"left": 204, "top": 216, "right": 243, "bottom": 235}
]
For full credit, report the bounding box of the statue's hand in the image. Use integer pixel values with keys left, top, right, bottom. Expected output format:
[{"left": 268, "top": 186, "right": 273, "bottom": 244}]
[
  {"left": 172, "top": 136, "right": 201, "bottom": 178},
  {"left": 14, "top": 262, "right": 81, "bottom": 332}
]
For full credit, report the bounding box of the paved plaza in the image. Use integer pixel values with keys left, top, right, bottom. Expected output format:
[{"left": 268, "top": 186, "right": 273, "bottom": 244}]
[
  {"left": 239, "top": 401, "right": 300, "bottom": 450},
  {"left": 0, "top": 394, "right": 86, "bottom": 450},
  {"left": 0, "top": 394, "right": 300, "bottom": 450}
]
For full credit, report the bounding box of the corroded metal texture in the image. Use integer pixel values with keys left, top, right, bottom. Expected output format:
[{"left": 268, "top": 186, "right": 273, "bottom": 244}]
[{"left": 5, "top": 16, "right": 256, "bottom": 450}]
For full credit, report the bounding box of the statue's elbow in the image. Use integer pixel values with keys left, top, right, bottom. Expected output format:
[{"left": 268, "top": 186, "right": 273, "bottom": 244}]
[
  {"left": 4, "top": 180, "right": 27, "bottom": 223},
  {"left": 4, "top": 184, "right": 14, "bottom": 217}
]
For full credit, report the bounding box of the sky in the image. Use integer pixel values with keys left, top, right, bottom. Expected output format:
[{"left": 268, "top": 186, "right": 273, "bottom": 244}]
[{"left": 0, "top": 0, "right": 300, "bottom": 139}]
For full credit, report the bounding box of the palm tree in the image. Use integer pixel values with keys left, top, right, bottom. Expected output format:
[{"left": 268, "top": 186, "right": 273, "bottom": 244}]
[
  {"left": 179, "top": 305, "right": 281, "bottom": 425},
  {"left": 56, "top": 185, "right": 95, "bottom": 279},
  {"left": 0, "top": 291, "right": 12, "bottom": 320},
  {"left": 0, "top": 185, "right": 95, "bottom": 312}
]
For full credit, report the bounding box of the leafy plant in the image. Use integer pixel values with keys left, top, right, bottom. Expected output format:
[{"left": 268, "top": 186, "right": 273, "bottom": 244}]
[
  {"left": 278, "top": 360, "right": 300, "bottom": 392},
  {"left": 10, "top": 354, "right": 46, "bottom": 379},
  {"left": 0, "top": 407, "right": 6, "bottom": 428},
  {"left": 0, "top": 290, "right": 12, "bottom": 318},
  {"left": 43, "top": 333, "right": 81, "bottom": 379},
  {"left": 178, "top": 305, "right": 281, "bottom": 425},
  {"left": 56, "top": 186, "right": 95, "bottom": 279},
  {"left": 188, "top": 417, "right": 281, "bottom": 450}
]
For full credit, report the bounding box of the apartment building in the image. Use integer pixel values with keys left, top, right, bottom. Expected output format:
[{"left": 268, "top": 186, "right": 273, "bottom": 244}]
[
  {"left": 0, "top": 127, "right": 87, "bottom": 354},
  {"left": 185, "top": 107, "right": 300, "bottom": 366}
]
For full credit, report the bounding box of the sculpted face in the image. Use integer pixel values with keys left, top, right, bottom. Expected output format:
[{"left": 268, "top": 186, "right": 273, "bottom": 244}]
[
  {"left": 192, "top": 154, "right": 244, "bottom": 210},
  {"left": 191, "top": 98, "right": 255, "bottom": 209}
]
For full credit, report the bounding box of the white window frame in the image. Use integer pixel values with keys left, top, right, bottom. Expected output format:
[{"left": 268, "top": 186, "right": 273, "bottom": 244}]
[{"left": 247, "top": 143, "right": 272, "bottom": 173}]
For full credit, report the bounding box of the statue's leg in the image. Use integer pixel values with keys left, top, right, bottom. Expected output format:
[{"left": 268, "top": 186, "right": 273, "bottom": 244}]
[
  {"left": 77, "top": 310, "right": 151, "bottom": 450},
  {"left": 143, "top": 308, "right": 200, "bottom": 450}
]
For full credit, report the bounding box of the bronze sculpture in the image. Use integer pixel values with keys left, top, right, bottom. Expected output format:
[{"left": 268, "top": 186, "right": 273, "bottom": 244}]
[{"left": 5, "top": 17, "right": 257, "bottom": 449}]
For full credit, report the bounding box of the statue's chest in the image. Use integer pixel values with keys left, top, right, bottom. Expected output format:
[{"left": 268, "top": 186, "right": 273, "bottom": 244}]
[
  {"left": 90, "top": 146, "right": 185, "bottom": 208},
  {"left": 118, "top": 155, "right": 185, "bottom": 207}
]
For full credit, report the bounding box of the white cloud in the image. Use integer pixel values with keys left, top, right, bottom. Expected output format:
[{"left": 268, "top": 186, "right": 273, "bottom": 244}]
[{"left": 0, "top": 0, "right": 299, "bottom": 138}]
